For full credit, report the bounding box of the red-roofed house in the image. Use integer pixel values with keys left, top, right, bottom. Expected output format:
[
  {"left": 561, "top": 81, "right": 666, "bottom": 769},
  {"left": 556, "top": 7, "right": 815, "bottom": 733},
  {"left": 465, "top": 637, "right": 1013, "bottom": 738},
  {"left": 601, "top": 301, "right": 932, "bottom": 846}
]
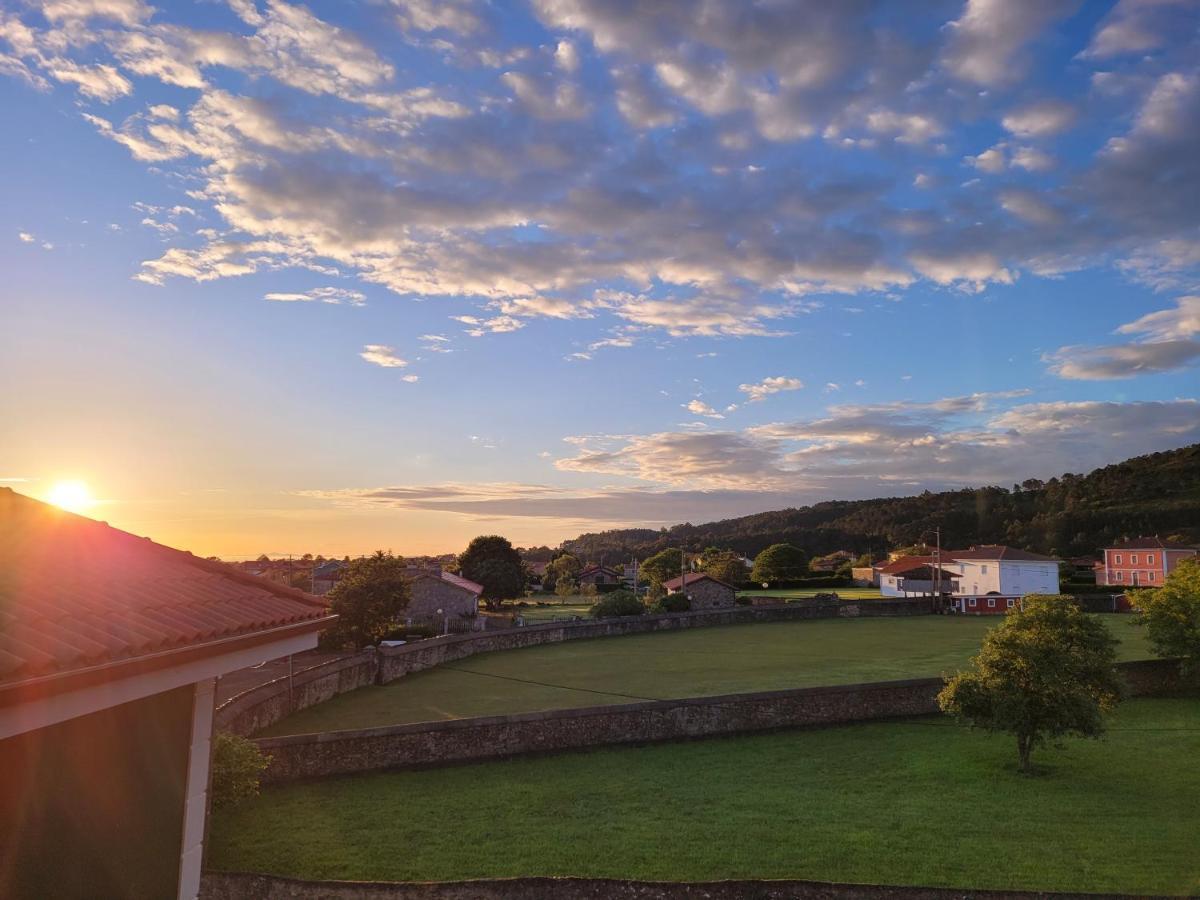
[
  {"left": 1097, "top": 537, "right": 1198, "bottom": 587},
  {"left": 577, "top": 564, "right": 622, "bottom": 586},
  {"left": 0, "top": 488, "right": 333, "bottom": 900},
  {"left": 879, "top": 546, "right": 1060, "bottom": 613}
]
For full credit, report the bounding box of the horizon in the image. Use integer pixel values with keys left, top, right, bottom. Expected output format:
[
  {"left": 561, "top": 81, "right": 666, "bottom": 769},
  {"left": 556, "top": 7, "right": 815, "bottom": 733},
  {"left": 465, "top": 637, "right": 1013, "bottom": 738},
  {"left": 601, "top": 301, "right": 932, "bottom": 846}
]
[{"left": 3, "top": 0, "right": 1199, "bottom": 557}]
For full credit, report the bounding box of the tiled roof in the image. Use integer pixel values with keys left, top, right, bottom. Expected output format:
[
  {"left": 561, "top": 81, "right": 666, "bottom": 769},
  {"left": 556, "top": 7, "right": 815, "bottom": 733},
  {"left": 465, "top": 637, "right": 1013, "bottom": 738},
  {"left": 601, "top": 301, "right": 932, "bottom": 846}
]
[
  {"left": 407, "top": 568, "right": 484, "bottom": 595},
  {"left": 878, "top": 556, "right": 939, "bottom": 575},
  {"left": 1105, "top": 537, "right": 1198, "bottom": 551},
  {"left": 0, "top": 488, "right": 330, "bottom": 688},
  {"left": 946, "top": 545, "right": 1058, "bottom": 562},
  {"left": 663, "top": 573, "right": 736, "bottom": 591}
]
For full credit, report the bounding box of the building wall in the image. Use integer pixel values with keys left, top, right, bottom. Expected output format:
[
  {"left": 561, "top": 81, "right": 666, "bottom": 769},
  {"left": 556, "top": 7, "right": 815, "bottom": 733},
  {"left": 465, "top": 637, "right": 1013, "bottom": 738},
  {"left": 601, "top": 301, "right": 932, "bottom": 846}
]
[
  {"left": 1099, "top": 548, "right": 1197, "bottom": 586},
  {"left": 0, "top": 685, "right": 193, "bottom": 899},
  {"left": 679, "top": 578, "right": 736, "bottom": 610},
  {"left": 408, "top": 577, "right": 478, "bottom": 620}
]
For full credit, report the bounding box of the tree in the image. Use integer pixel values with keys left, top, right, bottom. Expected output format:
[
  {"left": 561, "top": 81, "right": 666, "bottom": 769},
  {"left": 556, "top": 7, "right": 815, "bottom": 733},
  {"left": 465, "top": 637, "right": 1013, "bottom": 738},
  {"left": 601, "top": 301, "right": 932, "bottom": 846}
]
[
  {"left": 554, "top": 575, "right": 577, "bottom": 598},
  {"left": 544, "top": 553, "right": 581, "bottom": 592},
  {"left": 937, "top": 597, "right": 1121, "bottom": 773},
  {"left": 458, "top": 535, "right": 526, "bottom": 609},
  {"left": 640, "top": 547, "right": 683, "bottom": 588},
  {"left": 703, "top": 549, "right": 747, "bottom": 587},
  {"left": 590, "top": 590, "right": 644, "bottom": 618},
  {"left": 1131, "top": 558, "right": 1200, "bottom": 675},
  {"left": 320, "top": 551, "right": 412, "bottom": 649},
  {"left": 750, "top": 543, "right": 808, "bottom": 585},
  {"left": 210, "top": 732, "right": 271, "bottom": 809}
]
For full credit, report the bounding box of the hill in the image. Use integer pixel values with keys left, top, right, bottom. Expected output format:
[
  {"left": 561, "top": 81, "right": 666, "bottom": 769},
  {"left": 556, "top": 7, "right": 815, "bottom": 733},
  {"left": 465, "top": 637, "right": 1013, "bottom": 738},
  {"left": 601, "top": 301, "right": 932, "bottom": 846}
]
[{"left": 561, "top": 444, "right": 1200, "bottom": 561}]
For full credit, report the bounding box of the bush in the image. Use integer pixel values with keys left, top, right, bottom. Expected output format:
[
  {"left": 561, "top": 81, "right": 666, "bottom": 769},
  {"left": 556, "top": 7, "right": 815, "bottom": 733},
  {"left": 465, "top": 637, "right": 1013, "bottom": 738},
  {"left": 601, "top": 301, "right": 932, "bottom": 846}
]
[
  {"left": 656, "top": 592, "right": 690, "bottom": 613},
  {"left": 590, "top": 590, "right": 645, "bottom": 618},
  {"left": 211, "top": 731, "right": 271, "bottom": 809}
]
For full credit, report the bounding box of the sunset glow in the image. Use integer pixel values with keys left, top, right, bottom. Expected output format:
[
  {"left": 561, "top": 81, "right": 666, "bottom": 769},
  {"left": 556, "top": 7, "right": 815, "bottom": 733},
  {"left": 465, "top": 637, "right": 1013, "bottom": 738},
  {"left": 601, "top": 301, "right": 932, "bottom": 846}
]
[{"left": 46, "top": 481, "right": 95, "bottom": 515}]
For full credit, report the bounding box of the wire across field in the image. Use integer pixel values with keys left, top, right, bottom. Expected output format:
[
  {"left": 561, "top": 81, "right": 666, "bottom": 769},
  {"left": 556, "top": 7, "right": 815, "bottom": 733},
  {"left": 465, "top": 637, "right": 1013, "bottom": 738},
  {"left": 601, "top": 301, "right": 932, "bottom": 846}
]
[
  {"left": 212, "top": 698, "right": 1200, "bottom": 894},
  {"left": 257, "top": 614, "right": 1151, "bottom": 736}
]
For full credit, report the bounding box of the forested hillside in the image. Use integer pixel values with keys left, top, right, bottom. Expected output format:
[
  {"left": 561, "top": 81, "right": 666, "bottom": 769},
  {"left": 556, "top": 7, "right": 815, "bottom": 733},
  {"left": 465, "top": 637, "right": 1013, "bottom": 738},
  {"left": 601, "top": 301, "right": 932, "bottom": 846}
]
[{"left": 561, "top": 445, "right": 1200, "bottom": 561}]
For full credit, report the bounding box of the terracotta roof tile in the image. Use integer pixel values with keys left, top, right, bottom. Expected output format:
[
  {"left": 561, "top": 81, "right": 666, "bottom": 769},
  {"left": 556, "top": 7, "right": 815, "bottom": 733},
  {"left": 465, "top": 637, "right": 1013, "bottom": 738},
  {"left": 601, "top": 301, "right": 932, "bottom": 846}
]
[{"left": 0, "top": 488, "right": 329, "bottom": 687}]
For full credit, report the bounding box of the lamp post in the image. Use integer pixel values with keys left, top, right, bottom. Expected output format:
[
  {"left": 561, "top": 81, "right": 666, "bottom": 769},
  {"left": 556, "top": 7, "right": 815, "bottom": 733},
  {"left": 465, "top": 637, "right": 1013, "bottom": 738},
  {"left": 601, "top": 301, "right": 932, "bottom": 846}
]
[{"left": 437, "top": 607, "right": 447, "bottom": 635}]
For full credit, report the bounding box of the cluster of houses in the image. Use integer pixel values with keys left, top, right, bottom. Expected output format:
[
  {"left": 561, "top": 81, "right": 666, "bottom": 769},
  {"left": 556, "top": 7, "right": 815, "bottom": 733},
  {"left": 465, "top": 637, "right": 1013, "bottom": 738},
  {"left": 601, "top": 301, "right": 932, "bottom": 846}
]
[{"left": 869, "top": 538, "right": 1197, "bottom": 614}]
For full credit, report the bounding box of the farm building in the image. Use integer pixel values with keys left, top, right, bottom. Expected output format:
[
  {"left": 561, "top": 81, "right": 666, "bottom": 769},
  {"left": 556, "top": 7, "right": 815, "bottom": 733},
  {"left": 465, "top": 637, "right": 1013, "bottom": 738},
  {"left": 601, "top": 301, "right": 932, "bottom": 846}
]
[
  {"left": 662, "top": 573, "right": 737, "bottom": 610},
  {"left": 880, "top": 545, "right": 1058, "bottom": 603},
  {"left": 577, "top": 564, "right": 622, "bottom": 586},
  {"left": 0, "top": 488, "right": 332, "bottom": 900}
]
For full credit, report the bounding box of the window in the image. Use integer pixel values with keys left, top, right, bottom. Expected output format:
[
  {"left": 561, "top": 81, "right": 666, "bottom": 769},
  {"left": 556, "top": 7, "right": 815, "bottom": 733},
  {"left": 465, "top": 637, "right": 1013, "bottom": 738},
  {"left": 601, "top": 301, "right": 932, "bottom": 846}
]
[
  {"left": 969, "top": 598, "right": 976, "bottom": 607},
  {"left": 987, "top": 598, "right": 996, "bottom": 608},
  {"left": 981, "top": 564, "right": 988, "bottom": 574},
  {"left": 1148, "top": 571, "right": 1155, "bottom": 582},
  {"left": 1006, "top": 599, "right": 1015, "bottom": 608},
  {"left": 1147, "top": 554, "right": 1155, "bottom": 565},
  {"left": 1131, "top": 554, "right": 1138, "bottom": 564},
  {"left": 1115, "top": 571, "right": 1124, "bottom": 582},
  {"left": 1114, "top": 554, "right": 1122, "bottom": 565}
]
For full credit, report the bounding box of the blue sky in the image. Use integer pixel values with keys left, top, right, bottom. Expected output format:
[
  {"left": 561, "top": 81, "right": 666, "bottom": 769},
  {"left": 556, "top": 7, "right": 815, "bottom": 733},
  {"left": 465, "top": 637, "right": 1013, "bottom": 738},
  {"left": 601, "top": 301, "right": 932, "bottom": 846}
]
[{"left": 1, "top": 0, "right": 1199, "bottom": 556}]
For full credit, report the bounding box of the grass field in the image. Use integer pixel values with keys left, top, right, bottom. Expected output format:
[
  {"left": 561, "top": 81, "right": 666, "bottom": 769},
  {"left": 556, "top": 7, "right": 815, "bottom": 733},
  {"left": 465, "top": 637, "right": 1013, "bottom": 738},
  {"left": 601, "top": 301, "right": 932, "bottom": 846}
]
[
  {"left": 513, "top": 599, "right": 595, "bottom": 622},
  {"left": 738, "top": 586, "right": 883, "bottom": 599},
  {"left": 212, "top": 698, "right": 1200, "bottom": 895},
  {"left": 258, "top": 614, "right": 1151, "bottom": 736}
]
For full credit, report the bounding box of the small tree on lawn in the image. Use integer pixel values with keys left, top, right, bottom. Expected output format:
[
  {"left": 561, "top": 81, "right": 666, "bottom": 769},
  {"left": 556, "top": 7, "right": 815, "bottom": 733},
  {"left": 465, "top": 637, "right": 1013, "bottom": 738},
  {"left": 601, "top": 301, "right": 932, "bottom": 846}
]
[
  {"left": 1131, "top": 558, "right": 1200, "bottom": 677},
  {"left": 703, "top": 550, "right": 748, "bottom": 587},
  {"left": 938, "top": 596, "right": 1121, "bottom": 774},
  {"left": 554, "top": 575, "right": 578, "bottom": 598},
  {"left": 458, "top": 535, "right": 526, "bottom": 610},
  {"left": 211, "top": 732, "right": 271, "bottom": 809},
  {"left": 750, "top": 543, "right": 808, "bottom": 585},
  {"left": 544, "top": 553, "right": 581, "bottom": 593},
  {"left": 320, "top": 551, "right": 411, "bottom": 649}
]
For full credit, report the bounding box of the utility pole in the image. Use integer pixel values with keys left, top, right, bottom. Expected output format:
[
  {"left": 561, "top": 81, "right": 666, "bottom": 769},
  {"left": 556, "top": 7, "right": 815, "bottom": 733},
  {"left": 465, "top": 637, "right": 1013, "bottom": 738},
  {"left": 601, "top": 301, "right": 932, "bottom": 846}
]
[{"left": 933, "top": 527, "right": 942, "bottom": 609}]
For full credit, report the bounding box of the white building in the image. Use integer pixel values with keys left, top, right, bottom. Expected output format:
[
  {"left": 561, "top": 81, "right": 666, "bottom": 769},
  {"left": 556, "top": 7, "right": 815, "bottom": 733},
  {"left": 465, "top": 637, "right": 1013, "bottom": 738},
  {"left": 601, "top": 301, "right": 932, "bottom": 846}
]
[
  {"left": 879, "top": 545, "right": 1058, "bottom": 605},
  {"left": 944, "top": 545, "right": 1059, "bottom": 598}
]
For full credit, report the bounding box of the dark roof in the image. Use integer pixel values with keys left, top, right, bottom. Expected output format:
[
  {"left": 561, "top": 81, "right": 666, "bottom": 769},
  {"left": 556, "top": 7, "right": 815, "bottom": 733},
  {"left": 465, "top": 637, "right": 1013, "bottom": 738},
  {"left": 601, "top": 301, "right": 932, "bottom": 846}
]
[
  {"left": 578, "top": 564, "right": 621, "bottom": 576},
  {"left": 1106, "top": 537, "right": 1198, "bottom": 551},
  {"left": 0, "top": 488, "right": 331, "bottom": 688},
  {"left": 947, "top": 545, "right": 1058, "bottom": 562},
  {"left": 897, "top": 565, "right": 961, "bottom": 581},
  {"left": 663, "top": 573, "right": 736, "bottom": 591}
]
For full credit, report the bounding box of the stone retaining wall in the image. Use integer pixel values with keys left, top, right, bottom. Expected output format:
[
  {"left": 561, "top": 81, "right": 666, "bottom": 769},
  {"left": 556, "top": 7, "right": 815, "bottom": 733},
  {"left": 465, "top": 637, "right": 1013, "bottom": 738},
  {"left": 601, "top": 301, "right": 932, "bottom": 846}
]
[
  {"left": 200, "top": 871, "right": 1162, "bottom": 900},
  {"left": 216, "top": 598, "right": 935, "bottom": 735},
  {"left": 253, "top": 657, "right": 1184, "bottom": 784}
]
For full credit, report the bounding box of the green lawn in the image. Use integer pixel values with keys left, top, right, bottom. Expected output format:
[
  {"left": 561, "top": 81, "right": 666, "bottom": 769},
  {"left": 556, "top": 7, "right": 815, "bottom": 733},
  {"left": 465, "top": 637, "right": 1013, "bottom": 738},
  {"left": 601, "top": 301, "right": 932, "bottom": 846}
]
[
  {"left": 512, "top": 599, "right": 595, "bottom": 622},
  {"left": 739, "top": 587, "right": 883, "bottom": 599},
  {"left": 212, "top": 698, "right": 1200, "bottom": 895},
  {"left": 258, "top": 614, "right": 1151, "bottom": 736}
]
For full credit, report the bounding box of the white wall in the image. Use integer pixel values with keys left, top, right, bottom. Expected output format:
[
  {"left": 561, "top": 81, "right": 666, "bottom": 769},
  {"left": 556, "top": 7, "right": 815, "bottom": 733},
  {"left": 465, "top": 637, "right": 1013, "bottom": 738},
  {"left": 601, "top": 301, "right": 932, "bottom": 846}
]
[{"left": 947, "top": 560, "right": 1057, "bottom": 597}]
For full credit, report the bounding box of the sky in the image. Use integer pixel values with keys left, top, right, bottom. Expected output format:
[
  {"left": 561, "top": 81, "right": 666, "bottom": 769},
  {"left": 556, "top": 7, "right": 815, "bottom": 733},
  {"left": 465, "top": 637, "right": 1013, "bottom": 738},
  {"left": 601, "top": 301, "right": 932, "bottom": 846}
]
[{"left": 1, "top": 0, "right": 1199, "bottom": 558}]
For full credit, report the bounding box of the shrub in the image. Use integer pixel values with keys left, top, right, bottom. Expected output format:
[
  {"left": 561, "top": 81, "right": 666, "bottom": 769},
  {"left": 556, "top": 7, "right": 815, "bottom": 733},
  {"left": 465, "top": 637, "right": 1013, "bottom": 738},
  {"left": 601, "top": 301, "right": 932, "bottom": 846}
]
[
  {"left": 657, "top": 592, "right": 690, "bottom": 613},
  {"left": 590, "top": 590, "right": 644, "bottom": 618},
  {"left": 211, "top": 731, "right": 271, "bottom": 809}
]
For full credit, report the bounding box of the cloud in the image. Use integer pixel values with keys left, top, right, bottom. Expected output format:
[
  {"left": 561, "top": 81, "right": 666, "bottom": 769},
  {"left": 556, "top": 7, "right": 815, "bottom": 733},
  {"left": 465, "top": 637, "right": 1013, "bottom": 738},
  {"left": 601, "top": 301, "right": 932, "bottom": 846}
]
[
  {"left": 967, "top": 145, "right": 1006, "bottom": 173},
  {"left": 556, "top": 394, "right": 1200, "bottom": 495},
  {"left": 1081, "top": 0, "right": 1199, "bottom": 60},
  {"left": 265, "top": 286, "right": 366, "bottom": 306},
  {"left": 1010, "top": 145, "right": 1055, "bottom": 171},
  {"left": 1001, "top": 100, "right": 1077, "bottom": 138},
  {"left": 360, "top": 344, "right": 408, "bottom": 367},
  {"left": 684, "top": 399, "right": 724, "bottom": 419},
  {"left": 1047, "top": 296, "right": 1200, "bottom": 379},
  {"left": 738, "top": 376, "right": 804, "bottom": 403},
  {"left": 941, "top": 0, "right": 1079, "bottom": 86},
  {"left": 18, "top": 231, "right": 34, "bottom": 242}
]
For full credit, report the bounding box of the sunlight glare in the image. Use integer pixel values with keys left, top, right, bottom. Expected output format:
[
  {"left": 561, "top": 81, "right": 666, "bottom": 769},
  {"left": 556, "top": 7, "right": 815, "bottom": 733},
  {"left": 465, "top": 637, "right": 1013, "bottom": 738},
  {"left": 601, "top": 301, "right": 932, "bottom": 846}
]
[{"left": 46, "top": 480, "right": 95, "bottom": 514}]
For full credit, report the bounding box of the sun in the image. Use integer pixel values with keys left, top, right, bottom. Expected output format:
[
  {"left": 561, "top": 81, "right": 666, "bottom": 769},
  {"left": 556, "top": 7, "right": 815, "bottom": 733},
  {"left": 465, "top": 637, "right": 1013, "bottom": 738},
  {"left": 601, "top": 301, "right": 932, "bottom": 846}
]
[{"left": 46, "top": 480, "right": 96, "bottom": 514}]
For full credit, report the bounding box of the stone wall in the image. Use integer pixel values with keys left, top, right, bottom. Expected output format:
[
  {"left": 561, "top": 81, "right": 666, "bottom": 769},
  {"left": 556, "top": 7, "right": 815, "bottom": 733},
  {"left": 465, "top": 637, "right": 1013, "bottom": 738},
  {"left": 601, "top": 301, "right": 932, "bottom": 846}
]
[
  {"left": 215, "top": 652, "right": 376, "bottom": 737},
  {"left": 215, "top": 598, "right": 936, "bottom": 736},
  {"left": 407, "top": 576, "right": 478, "bottom": 620},
  {"left": 201, "top": 871, "right": 1155, "bottom": 900},
  {"left": 678, "top": 577, "right": 736, "bottom": 610},
  {"left": 253, "top": 657, "right": 1184, "bottom": 784}
]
